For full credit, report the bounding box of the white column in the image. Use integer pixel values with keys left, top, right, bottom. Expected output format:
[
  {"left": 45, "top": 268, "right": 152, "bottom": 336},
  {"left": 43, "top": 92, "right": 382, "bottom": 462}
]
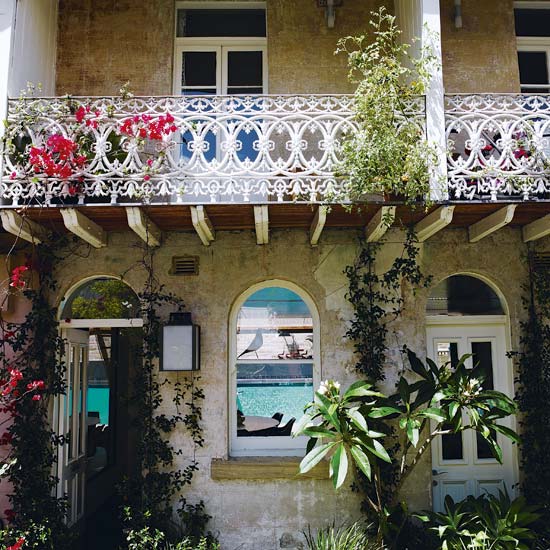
[
  {"left": 395, "top": 0, "right": 447, "bottom": 201},
  {"left": 0, "top": 0, "right": 17, "bottom": 204}
]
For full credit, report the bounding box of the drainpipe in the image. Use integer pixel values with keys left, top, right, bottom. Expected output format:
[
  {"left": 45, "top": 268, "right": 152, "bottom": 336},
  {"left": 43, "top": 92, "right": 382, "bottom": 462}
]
[{"left": 454, "top": 0, "right": 463, "bottom": 29}]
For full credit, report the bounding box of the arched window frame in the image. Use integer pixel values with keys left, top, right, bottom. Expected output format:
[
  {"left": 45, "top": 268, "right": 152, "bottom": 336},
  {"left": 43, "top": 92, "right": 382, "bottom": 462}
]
[
  {"left": 58, "top": 275, "right": 143, "bottom": 328},
  {"left": 229, "top": 279, "right": 321, "bottom": 457}
]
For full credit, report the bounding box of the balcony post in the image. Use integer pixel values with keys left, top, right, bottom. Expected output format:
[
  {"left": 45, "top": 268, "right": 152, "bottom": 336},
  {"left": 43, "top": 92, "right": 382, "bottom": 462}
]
[
  {"left": 395, "top": 0, "right": 447, "bottom": 201},
  {"left": 0, "top": 0, "right": 17, "bottom": 205}
]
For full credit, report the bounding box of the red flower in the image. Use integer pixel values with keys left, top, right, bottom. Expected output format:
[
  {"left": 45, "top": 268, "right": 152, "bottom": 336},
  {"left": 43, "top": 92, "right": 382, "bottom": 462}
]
[
  {"left": 144, "top": 175, "right": 151, "bottom": 181},
  {"left": 6, "top": 536, "right": 25, "bottom": 550},
  {"left": 32, "top": 394, "right": 41, "bottom": 402},
  {"left": 9, "top": 171, "right": 17, "bottom": 180}
]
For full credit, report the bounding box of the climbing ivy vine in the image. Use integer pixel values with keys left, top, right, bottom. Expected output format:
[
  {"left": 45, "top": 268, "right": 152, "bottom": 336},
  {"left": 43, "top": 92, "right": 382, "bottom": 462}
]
[{"left": 511, "top": 248, "right": 550, "bottom": 545}]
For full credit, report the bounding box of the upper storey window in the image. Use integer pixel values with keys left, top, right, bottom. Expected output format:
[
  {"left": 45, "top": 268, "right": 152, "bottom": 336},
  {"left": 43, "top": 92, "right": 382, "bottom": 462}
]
[
  {"left": 173, "top": 2, "right": 267, "bottom": 95},
  {"left": 515, "top": 4, "right": 550, "bottom": 92}
]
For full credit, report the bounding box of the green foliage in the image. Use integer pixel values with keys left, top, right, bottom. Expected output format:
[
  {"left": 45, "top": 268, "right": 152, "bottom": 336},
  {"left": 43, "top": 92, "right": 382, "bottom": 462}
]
[
  {"left": 122, "top": 244, "right": 211, "bottom": 542},
  {"left": 511, "top": 250, "right": 550, "bottom": 541},
  {"left": 417, "top": 491, "right": 540, "bottom": 550},
  {"left": 336, "top": 7, "right": 438, "bottom": 203},
  {"left": 345, "top": 229, "right": 431, "bottom": 382},
  {"left": 69, "top": 279, "right": 140, "bottom": 319},
  {"left": 293, "top": 351, "right": 519, "bottom": 545},
  {"left": 0, "top": 240, "right": 73, "bottom": 548},
  {"left": 304, "top": 521, "right": 383, "bottom": 550}
]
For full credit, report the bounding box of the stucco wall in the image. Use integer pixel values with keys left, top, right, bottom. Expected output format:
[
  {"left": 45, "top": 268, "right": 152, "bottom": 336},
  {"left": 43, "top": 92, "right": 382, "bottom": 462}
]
[
  {"left": 440, "top": 0, "right": 520, "bottom": 93},
  {"left": 47, "top": 225, "right": 537, "bottom": 550}
]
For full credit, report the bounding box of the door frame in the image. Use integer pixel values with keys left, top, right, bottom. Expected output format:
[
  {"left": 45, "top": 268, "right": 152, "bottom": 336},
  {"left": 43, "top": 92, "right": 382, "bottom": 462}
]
[{"left": 426, "top": 314, "right": 519, "bottom": 510}]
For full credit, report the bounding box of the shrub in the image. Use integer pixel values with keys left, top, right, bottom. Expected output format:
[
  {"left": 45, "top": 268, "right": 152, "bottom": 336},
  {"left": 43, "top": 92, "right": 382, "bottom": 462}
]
[
  {"left": 417, "top": 491, "right": 540, "bottom": 550},
  {"left": 304, "top": 522, "right": 383, "bottom": 550}
]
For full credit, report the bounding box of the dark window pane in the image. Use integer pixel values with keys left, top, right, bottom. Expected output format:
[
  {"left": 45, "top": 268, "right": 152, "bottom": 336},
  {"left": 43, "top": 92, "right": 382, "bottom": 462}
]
[
  {"left": 427, "top": 275, "right": 504, "bottom": 315},
  {"left": 228, "top": 51, "right": 263, "bottom": 86},
  {"left": 515, "top": 9, "right": 550, "bottom": 37},
  {"left": 182, "top": 52, "right": 217, "bottom": 87},
  {"left": 442, "top": 430, "right": 464, "bottom": 460},
  {"left": 518, "top": 51, "right": 549, "bottom": 86},
  {"left": 227, "top": 87, "right": 264, "bottom": 95},
  {"left": 436, "top": 342, "right": 459, "bottom": 369},
  {"left": 177, "top": 9, "right": 266, "bottom": 37},
  {"left": 476, "top": 432, "right": 494, "bottom": 459},
  {"left": 471, "top": 341, "right": 494, "bottom": 390}
]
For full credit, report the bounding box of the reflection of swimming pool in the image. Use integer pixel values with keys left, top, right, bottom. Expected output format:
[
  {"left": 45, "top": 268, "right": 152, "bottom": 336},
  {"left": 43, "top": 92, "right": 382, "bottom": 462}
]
[
  {"left": 237, "top": 383, "right": 313, "bottom": 422},
  {"left": 87, "top": 387, "right": 110, "bottom": 424}
]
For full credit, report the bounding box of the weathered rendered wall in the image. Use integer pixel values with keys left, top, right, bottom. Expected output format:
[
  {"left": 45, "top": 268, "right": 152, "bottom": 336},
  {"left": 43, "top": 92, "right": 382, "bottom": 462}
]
[
  {"left": 49, "top": 226, "right": 536, "bottom": 550},
  {"left": 440, "top": 0, "right": 520, "bottom": 93}
]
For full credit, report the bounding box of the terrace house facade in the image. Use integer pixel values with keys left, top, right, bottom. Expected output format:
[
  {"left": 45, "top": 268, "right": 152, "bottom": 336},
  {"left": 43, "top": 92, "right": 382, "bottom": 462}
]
[{"left": 1, "top": 0, "right": 550, "bottom": 549}]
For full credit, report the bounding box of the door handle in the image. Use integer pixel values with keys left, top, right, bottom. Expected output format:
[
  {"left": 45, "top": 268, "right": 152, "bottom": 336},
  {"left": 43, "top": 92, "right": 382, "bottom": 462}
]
[{"left": 432, "top": 469, "right": 448, "bottom": 476}]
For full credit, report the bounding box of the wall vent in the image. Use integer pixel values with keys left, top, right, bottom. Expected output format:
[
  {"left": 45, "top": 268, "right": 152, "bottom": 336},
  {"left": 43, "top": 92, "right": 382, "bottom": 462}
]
[
  {"left": 170, "top": 256, "right": 199, "bottom": 276},
  {"left": 533, "top": 253, "right": 550, "bottom": 271}
]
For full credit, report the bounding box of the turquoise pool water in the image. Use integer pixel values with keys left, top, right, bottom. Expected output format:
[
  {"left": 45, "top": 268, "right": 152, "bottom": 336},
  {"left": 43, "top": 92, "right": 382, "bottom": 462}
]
[
  {"left": 237, "top": 383, "right": 313, "bottom": 422},
  {"left": 87, "top": 387, "right": 110, "bottom": 424}
]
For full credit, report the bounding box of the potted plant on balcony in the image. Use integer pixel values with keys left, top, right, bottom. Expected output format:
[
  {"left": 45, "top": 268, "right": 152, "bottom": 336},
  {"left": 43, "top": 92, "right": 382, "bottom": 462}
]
[{"left": 336, "top": 8, "right": 438, "bottom": 205}]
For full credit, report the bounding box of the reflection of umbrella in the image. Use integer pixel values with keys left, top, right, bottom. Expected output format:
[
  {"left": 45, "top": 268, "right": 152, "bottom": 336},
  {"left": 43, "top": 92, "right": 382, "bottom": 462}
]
[{"left": 238, "top": 329, "right": 263, "bottom": 359}]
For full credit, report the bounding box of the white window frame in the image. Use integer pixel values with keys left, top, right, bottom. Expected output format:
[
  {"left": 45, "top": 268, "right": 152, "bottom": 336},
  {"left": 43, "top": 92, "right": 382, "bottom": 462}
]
[
  {"left": 515, "top": 2, "right": 550, "bottom": 89},
  {"left": 229, "top": 280, "right": 321, "bottom": 457},
  {"left": 173, "top": 2, "right": 268, "bottom": 95}
]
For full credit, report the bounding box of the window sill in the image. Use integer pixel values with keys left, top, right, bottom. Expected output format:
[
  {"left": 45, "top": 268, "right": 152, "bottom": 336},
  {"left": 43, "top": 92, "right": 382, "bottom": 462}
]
[{"left": 210, "top": 457, "right": 329, "bottom": 481}]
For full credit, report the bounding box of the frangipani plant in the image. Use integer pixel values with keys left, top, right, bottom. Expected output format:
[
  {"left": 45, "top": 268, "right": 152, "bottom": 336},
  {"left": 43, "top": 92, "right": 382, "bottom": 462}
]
[{"left": 293, "top": 349, "right": 519, "bottom": 542}]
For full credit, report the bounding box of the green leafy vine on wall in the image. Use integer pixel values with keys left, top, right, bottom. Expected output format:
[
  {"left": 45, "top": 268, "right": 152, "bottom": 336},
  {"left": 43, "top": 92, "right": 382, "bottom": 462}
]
[{"left": 511, "top": 248, "right": 550, "bottom": 546}]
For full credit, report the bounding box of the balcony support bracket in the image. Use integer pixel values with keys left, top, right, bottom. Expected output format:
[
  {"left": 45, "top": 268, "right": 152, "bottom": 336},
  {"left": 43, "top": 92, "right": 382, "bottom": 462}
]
[
  {"left": 415, "top": 206, "right": 455, "bottom": 242},
  {"left": 190, "top": 205, "right": 215, "bottom": 247},
  {"left": 469, "top": 205, "right": 516, "bottom": 243},
  {"left": 254, "top": 206, "right": 269, "bottom": 245},
  {"left": 310, "top": 206, "right": 327, "bottom": 247},
  {"left": 523, "top": 214, "right": 550, "bottom": 243},
  {"left": 61, "top": 208, "right": 107, "bottom": 248},
  {"left": 126, "top": 207, "right": 161, "bottom": 247},
  {"left": 366, "top": 206, "right": 396, "bottom": 243},
  {"left": 0, "top": 210, "right": 47, "bottom": 244}
]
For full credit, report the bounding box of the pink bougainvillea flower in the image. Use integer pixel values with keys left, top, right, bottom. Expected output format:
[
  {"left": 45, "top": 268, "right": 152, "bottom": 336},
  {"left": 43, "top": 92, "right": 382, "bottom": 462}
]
[
  {"left": 6, "top": 536, "right": 25, "bottom": 550},
  {"left": 144, "top": 175, "right": 151, "bottom": 181},
  {"left": 32, "top": 394, "right": 41, "bottom": 401},
  {"left": 9, "top": 171, "right": 17, "bottom": 180}
]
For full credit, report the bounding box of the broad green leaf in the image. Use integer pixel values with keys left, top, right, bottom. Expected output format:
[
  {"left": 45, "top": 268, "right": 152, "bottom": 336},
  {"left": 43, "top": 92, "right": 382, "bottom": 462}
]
[
  {"left": 492, "top": 424, "right": 521, "bottom": 444},
  {"left": 330, "top": 443, "right": 349, "bottom": 489},
  {"left": 365, "top": 439, "right": 392, "bottom": 463},
  {"left": 347, "top": 408, "right": 368, "bottom": 431},
  {"left": 406, "top": 419, "right": 419, "bottom": 447},
  {"left": 421, "top": 407, "right": 446, "bottom": 423},
  {"left": 342, "top": 380, "right": 384, "bottom": 401},
  {"left": 299, "top": 441, "right": 337, "bottom": 473},
  {"left": 291, "top": 413, "right": 315, "bottom": 437},
  {"left": 350, "top": 445, "right": 372, "bottom": 480},
  {"left": 448, "top": 401, "right": 460, "bottom": 420},
  {"left": 301, "top": 426, "right": 337, "bottom": 439},
  {"left": 398, "top": 377, "right": 411, "bottom": 402},
  {"left": 368, "top": 406, "right": 401, "bottom": 418}
]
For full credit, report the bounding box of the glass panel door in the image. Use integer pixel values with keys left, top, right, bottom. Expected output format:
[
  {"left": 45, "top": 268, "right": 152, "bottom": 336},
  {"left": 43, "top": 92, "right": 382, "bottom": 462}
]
[{"left": 58, "top": 329, "right": 89, "bottom": 526}]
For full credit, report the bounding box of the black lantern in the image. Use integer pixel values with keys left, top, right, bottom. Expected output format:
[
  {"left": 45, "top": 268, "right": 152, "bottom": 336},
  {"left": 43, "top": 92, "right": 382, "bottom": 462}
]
[{"left": 161, "top": 312, "right": 200, "bottom": 371}]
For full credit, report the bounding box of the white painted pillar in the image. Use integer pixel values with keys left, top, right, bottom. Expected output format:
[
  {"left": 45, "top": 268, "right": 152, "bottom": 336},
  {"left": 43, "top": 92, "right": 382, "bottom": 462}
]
[
  {"left": 395, "top": 0, "right": 447, "bottom": 201},
  {"left": 0, "top": 0, "right": 17, "bottom": 205}
]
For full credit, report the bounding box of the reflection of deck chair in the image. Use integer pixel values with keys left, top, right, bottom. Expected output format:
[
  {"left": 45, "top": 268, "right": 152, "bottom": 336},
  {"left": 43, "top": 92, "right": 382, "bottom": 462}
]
[{"left": 278, "top": 331, "right": 308, "bottom": 359}]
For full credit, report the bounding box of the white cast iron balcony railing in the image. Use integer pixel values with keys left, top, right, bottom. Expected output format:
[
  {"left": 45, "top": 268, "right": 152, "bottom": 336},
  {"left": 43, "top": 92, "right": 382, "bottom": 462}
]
[
  {"left": 446, "top": 94, "right": 550, "bottom": 201},
  {"left": 0, "top": 94, "right": 426, "bottom": 206}
]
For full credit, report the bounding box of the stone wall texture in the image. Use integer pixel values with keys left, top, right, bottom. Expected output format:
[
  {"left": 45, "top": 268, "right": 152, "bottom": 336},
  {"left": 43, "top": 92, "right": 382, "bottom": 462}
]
[
  {"left": 47, "top": 225, "right": 541, "bottom": 550},
  {"left": 55, "top": 0, "right": 522, "bottom": 96},
  {"left": 440, "top": 0, "right": 520, "bottom": 93}
]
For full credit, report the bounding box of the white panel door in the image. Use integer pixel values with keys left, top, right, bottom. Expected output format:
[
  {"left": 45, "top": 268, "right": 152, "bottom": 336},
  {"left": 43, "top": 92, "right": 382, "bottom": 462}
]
[
  {"left": 57, "top": 329, "right": 89, "bottom": 525},
  {"left": 427, "top": 321, "right": 517, "bottom": 512}
]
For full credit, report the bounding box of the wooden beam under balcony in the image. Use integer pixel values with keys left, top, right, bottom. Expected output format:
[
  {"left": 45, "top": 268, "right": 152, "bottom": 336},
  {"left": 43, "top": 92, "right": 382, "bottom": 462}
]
[
  {"left": 365, "top": 206, "right": 396, "bottom": 242},
  {"left": 523, "top": 214, "right": 550, "bottom": 243},
  {"left": 60, "top": 208, "right": 107, "bottom": 248},
  {"left": 414, "top": 206, "right": 455, "bottom": 242},
  {"left": 468, "top": 205, "right": 516, "bottom": 243},
  {"left": 126, "top": 207, "right": 161, "bottom": 247},
  {"left": 190, "top": 206, "right": 215, "bottom": 246},
  {"left": 309, "top": 206, "right": 327, "bottom": 246},
  {"left": 254, "top": 205, "right": 269, "bottom": 245},
  {"left": 0, "top": 210, "right": 47, "bottom": 244}
]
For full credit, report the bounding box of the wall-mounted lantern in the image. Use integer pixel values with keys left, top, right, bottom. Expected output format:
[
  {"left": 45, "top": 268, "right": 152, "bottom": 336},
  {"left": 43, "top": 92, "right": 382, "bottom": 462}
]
[{"left": 161, "top": 312, "right": 200, "bottom": 371}]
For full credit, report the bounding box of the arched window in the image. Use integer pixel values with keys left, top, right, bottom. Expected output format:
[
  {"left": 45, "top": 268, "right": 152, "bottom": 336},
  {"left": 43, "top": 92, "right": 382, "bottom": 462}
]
[
  {"left": 230, "top": 282, "right": 319, "bottom": 456},
  {"left": 60, "top": 277, "right": 141, "bottom": 320},
  {"left": 426, "top": 275, "right": 504, "bottom": 316}
]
